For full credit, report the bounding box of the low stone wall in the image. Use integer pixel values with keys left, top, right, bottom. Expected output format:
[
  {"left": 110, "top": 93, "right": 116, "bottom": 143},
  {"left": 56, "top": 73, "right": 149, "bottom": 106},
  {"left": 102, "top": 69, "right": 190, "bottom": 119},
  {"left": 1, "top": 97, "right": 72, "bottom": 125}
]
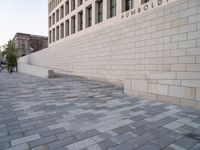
[
  {"left": 19, "top": 0, "right": 200, "bottom": 109},
  {"left": 124, "top": 72, "right": 200, "bottom": 109},
  {"left": 18, "top": 62, "right": 54, "bottom": 78}
]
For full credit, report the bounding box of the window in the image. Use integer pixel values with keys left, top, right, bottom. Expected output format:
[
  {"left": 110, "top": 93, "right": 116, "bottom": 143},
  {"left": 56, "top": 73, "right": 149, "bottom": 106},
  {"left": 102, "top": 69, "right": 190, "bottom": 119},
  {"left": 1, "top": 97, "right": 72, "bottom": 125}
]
[
  {"left": 56, "top": 9, "right": 59, "bottom": 22},
  {"left": 78, "top": 0, "right": 83, "bottom": 6},
  {"left": 56, "top": 26, "right": 59, "bottom": 40},
  {"left": 65, "top": 1, "right": 69, "bottom": 15},
  {"left": 122, "top": 0, "right": 134, "bottom": 12},
  {"left": 65, "top": 20, "right": 69, "bottom": 36},
  {"left": 71, "top": 15, "right": 76, "bottom": 34},
  {"left": 53, "top": 28, "right": 55, "bottom": 42},
  {"left": 60, "top": 23, "right": 64, "bottom": 39},
  {"left": 71, "top": 0, "right": 76, "bottom": 11},
  {"left": 49, "top": 16, "right": 52, "bottom": 27},
  {"left": 86, "top": 5, "right": 92, "bottom": 27},
  {"left": 126, "top": 0, "right": 131, "bottom": 11},
  {"left": 109, "top": 0, "right": 116, "bottom": 18},
  {"left": 141, "top": 0, "right": 149, "bottom": 4},
  {"left": 49, "top": 31, "right": 52, "bottom": 43},
  {"left": 96, "top": 0, "right": 103, "bottom": 23},
  {"left": 60, "top": 5, "right": 64, "bottom": 19},
  {"left": 78, "top": 11, "right": 83, "bottom": 31},
  {"left": 53, "top": 13, "right": 55, "bottom": 24}
]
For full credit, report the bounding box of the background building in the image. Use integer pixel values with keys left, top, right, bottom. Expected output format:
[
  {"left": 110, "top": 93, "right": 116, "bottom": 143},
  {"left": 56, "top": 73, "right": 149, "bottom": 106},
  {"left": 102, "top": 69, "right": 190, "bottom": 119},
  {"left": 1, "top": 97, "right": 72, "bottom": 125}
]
[
  {"left": 12, "top": 33, "right": 48, "bottom": 57},
  {"left": 19, "top": 0, "right": 200, "bottom": 109}
]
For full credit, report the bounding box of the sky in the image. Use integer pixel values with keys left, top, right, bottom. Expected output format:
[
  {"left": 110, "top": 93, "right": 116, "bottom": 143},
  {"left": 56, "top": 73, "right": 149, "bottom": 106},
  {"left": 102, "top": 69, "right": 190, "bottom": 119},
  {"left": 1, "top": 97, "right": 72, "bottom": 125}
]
[{"left": 0, "top": 0, "right": 48, "bottom": 46}]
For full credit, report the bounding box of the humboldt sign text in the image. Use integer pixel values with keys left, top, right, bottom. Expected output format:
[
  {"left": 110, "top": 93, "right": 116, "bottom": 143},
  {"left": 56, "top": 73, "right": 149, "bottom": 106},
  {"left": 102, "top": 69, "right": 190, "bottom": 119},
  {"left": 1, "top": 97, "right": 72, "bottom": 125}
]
[{"left": 121, "top": 0, "right": 169, "bottom": 20}]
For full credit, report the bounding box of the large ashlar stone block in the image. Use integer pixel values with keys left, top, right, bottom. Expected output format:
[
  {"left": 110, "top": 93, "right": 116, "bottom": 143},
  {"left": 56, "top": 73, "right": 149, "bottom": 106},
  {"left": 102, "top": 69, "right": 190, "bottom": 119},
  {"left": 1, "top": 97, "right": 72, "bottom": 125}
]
[
  {"left": 171, "top": 18, "right": 188, "bottom": 27},
  {"left": 197, "top": 56, "right": 200, "bottom": 63},
  {"left": 170, "top": 64, "right": 186, "bottom": 71},
  {"left": 177, "top": 72, "right": 200, "bottom": 79},
  {"left": 179, "top": 40, "right": 197, "bottom": 49},
  {"left": 181, "top": 99, "right": 200, "bottom": 109},
  {"left": 158, "top": 80, "right": 180, "bottom": 86},
  {"left": 169, "top": 86, "right": 196, "bottom": 100},
  {"left": 181, "top": 80, "right": 200, "bottom": 88},
  {"left": 131, "top": 79, "right": 147, "bottom": 92},
  {"left": 187, "top": 64, "right": 200, "bottom": 71},
  {"left": 188, "top": 31, "right": 200, "bottom": 40},
  {"left": 124, "top": 79, "right": 131, "bottom": 90},
  {"left": 157, "top": 95, "right": 181, "bottom": 105},
  {"left": 179, "top": 24, "right": 197, "bottom": 34},
  {"left": 178, "top": 56, "right": 196, "bottom": 64},
  {"left": 147, "top": 72, "right": 176, "bottom": 80},
  {"left": 196, "top": 88, "right": 200, "bottom": 101},
  {"left": 18, "top": 63, "right": 55, "bottom": 78},
  {"left": 187, "top": 48, "right": 200, "bottom": 55},
  {"left": 148, "top": 84, "right": 168, "bottom": 96}
]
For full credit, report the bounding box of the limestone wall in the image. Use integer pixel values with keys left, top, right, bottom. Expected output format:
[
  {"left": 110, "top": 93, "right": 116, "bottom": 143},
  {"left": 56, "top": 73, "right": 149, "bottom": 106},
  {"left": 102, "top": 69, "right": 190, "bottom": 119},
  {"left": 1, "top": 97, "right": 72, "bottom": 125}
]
[{"left": 19, "top": 0, "right": 200, "bottom": 109}]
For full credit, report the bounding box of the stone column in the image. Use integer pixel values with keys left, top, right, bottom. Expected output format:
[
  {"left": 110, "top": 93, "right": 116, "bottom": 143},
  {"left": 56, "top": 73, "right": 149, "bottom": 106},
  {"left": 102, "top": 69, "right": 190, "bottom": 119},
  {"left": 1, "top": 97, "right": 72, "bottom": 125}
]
[
  {"left": 83, "top": 7, "right": 86, "bottom": 30},
  {"left": 69, "top": 17, "right": 71, "bottom": 35},
  {"left": 135, "top": 0, "right": 141, "bottom": 7},
  {"left": 117, "top": 0, "right": 122, "bottom": 15},
  {"left": 103, "top": 0, "right": 107, "bottom": 20},
  {"left": 92, "top": 1, "right": 96, "bottom": 26},
  {"left": 76, "top": 14, "right": 79, "bottom": 33}
]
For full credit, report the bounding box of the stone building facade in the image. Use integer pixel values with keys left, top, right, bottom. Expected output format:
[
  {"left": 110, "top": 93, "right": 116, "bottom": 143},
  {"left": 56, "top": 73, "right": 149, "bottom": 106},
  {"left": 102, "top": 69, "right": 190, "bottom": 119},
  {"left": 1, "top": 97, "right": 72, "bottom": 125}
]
[
  {"left": 19, "top": 0, "right": 200, "bottom": 109},
  {"left": 13, "top": 33, "right": 48, "bottom": 57}
]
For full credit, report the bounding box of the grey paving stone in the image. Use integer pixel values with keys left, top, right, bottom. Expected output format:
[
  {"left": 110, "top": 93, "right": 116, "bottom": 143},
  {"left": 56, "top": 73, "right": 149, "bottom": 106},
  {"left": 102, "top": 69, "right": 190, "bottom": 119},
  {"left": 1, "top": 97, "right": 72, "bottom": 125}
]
[
  {"left": 0, "top": 131, "right": 8, "bottom": 138},
  {"left": 40, "top": 128, "right": 66, "bottom": 137},
  {"left": 5, "top": 143, "right": 29, "bottom": 150},
  {"left": 112, "top": 125, "right": 133, "bottom": 134},
  {"left": 151, "top": 135, "right": 176, "bottom": 148},
  {"left": 190, "top": 143, "right": 200, "bottom": 150},
  {"left": 0, "top": 141, "right": 10, "bottom": 149},
  {"left": 130, "top": 120, "right": 150, "bottom": 128},
  {"left": 175, "top": 124, "right": 195, "bottom": 135},
  {"left": 55, "top": 146, "right": 68, "bottom": 150},
  {"left": 169, "top": 144, "right": 187, "bottom": 150},
  {"left": 174, "top": 136, "right": 199, "bottom": 149},
  {"left": 11, "top": 134, "right": 40, "bottom": 146},
  {"left": 0, "top": 71, "right": 200, "bottom": 150},
  {"left": 108, "top": 141, "right": 137, "bottom": 150},
  {"left": 31, "top": 145, "right": 50, "bottom": 150},
  {"left": 148, "top": 116, "right": 177, "bottom": 129},
  {"left": 166, "top": 131, "right": 184, "bottom": 140},
  {"left": 92, "top": 133, "right": 113, "bottom": 143},
  {"left": 98, "top": 139, "right": 118, "bottom": 150},
  {"left": 57, "top": 130, "right": 79, "bottom": 140},
  {"left": 74, "top": 129, "right": 100, "bottom": 141},
  {"left": 131, "top": 125, "right": 153, "bottom": 136},
  {"left": 136, "top": 143, "right": 161, "bottom": 150},
  {"left": 29, "top": 135, "right": 58, "bottom": 148},
  {"left": 150, "top": 127, "right": 171, "bottom": 138},
  {"left": 48, "top": 136, "right": 76, "bottom": 150},
  {"left": 111, "top": 132, "right": 136, "bottom": 144},
  {"left": 129, "top": 132, "right": 155, "bottom": 146},
  {"left": 129, "top": 115, "right": 148, "bottom": 122},
  {"left": 24, "top": 127, "right": 50, "bottom": 136},
  {"left": 67, "top": 138, "right": 96, "bottom": 150}
]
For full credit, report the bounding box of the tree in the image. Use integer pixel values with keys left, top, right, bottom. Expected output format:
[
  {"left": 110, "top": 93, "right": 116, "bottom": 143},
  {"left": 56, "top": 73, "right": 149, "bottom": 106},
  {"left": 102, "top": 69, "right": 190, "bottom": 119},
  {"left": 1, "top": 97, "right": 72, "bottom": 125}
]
[{"left": 4, "top": 41, "right": 18, "bottom": 73}]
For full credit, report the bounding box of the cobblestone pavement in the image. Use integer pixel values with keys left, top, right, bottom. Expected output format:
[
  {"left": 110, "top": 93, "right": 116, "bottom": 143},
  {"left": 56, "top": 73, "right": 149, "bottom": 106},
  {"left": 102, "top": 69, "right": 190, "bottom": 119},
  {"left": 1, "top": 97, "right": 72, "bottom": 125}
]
[{"left": 0, "top": 71, "right": 200, "bottom": 150}]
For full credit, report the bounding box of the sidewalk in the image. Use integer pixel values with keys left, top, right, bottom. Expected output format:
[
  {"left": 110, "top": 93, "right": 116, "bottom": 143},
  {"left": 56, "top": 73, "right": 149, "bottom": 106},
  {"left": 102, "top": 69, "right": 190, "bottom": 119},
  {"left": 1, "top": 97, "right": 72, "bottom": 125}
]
[{"left": 0, "top": 71, "right": 200, "bottom": 150}]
